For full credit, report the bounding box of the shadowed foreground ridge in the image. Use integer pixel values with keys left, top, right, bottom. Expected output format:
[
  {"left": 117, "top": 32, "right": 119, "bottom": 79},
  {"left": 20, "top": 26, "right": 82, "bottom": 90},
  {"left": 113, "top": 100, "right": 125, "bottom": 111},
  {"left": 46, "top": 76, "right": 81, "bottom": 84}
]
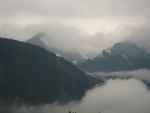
[{"left": 0, "top": 38, "right": 102, "bottom": 105}]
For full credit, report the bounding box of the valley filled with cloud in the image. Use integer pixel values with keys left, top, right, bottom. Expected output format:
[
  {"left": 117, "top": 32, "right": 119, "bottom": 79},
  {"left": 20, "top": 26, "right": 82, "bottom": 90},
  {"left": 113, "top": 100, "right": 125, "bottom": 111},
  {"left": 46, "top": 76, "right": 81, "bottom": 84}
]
[{"left": 1, "top": 78, "right": 150, "bottom": 113}]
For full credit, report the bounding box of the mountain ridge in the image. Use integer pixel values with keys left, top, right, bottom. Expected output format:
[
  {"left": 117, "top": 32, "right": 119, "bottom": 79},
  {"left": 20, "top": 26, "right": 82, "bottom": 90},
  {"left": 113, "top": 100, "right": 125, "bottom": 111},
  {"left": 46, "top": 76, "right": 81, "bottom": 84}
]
[
  {"left": 0, "top": 37, "right": 102, "bottom": 105},
  {"left": 78, "top": 41, "right": 150, "bottom": 72},
  {"left": 26, "top": 33, "right": 87, "bottom": 64}
]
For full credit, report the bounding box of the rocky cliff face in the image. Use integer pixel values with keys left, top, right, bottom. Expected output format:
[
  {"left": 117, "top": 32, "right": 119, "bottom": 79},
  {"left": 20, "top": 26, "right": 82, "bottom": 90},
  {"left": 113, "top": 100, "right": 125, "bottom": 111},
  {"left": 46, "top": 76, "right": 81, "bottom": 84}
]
[{"left": 78, "top": 42, "right": 150, "bottom": 72}]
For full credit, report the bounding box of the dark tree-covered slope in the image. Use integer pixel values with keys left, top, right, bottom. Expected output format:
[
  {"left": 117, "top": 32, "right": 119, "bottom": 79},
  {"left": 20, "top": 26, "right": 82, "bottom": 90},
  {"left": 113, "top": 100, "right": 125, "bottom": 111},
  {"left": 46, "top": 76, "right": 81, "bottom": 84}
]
[
  {"left": 78, "top": 42, "right": 150, "bottom": 72},
  {"left": 0, "top": 38, "right": 102, "bottom": 105}
]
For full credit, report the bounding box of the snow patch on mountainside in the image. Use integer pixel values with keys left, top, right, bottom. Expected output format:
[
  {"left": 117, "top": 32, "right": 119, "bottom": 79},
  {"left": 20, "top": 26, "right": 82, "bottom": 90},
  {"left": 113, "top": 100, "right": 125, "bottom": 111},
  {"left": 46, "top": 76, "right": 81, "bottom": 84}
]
[
  {"left": 77, "top": 48, "right": 100, "bottom": 60},
  {"left": 56, "top": 53, "right": 62, "bottom": 57},
  {"left": 105, "top": 48, "right": 111, "bottom": 54}
]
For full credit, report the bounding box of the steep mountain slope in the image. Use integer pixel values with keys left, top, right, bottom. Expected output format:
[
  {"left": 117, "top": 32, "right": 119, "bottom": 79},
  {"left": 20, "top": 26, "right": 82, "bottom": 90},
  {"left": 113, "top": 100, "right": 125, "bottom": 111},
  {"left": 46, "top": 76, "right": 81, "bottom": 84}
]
[
  {"left": 0, "top": 38, "right": 102, "bottom": 105},
  {"left": 26, "top": 33, "right": 87, "bottom": 64},
  {"left": 78, "top": 42, "right": 150, "bottom": 72}
]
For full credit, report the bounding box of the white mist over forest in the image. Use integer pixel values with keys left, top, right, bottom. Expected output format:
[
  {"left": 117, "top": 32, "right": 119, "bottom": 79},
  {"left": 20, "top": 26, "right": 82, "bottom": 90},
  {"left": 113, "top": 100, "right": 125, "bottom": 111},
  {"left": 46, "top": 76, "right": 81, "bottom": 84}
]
[
  {"left": 8, "top": 79, "right": 150, "bottom": 113},
  {"left": 90, "top": 69, "right": 150, "bottom": 82}
]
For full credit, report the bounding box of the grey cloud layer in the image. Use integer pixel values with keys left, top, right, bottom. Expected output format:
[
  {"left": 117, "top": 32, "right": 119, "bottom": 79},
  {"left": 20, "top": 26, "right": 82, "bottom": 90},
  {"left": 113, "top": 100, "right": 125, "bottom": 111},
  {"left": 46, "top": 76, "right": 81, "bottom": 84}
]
[
  {"left": 91, "top": 69, "right": 150, "bottom": 82},
  {"left": 1, "top": 0, "right": 150, "bottom": 18},
  {"left": 0, "top": 0, "right": 150, "bottom": 53},
  {"left": 5, "top": 79, "right": 150, "bottom": 113}
]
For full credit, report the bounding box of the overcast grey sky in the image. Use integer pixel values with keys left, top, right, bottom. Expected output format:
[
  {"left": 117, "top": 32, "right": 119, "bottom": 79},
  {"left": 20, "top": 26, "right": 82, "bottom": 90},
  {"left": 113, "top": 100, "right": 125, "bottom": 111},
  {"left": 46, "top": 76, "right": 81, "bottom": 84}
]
[{"left": 0, "top": 0, "right": 150, "bottom": 52}]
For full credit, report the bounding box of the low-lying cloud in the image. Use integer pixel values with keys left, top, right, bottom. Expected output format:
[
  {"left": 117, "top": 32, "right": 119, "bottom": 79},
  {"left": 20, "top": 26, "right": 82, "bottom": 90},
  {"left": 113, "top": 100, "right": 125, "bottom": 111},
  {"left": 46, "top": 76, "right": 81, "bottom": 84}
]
[
  {"left": 2, "top": 78, "right": 150, "bottom": 113},
  {"left": 90, "top": 69, "right": 150, "bottom": 82}
]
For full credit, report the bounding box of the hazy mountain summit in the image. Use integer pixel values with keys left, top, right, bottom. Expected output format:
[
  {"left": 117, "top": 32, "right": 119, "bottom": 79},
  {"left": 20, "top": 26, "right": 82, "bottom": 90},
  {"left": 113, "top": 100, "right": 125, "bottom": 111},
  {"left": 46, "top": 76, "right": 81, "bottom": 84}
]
[
  {"left": 26, "top": 33, "right": 88, "bottom": 64},
  {"left": 78, "top": 42, "right": 150, "bottom": 72},
  {"left": 26, "top": 32, "right": 47, "bottom": 49}
]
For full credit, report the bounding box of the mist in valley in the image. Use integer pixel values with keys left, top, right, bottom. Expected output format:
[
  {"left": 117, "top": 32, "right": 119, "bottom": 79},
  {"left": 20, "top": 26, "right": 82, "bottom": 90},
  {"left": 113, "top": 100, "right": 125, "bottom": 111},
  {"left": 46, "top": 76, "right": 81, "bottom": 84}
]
[
  {"left": 1, "top": 78, "right": 150, "bottom": 113},
  {"left": 90, "top": 69, "right": 150, "bottom": 82}
]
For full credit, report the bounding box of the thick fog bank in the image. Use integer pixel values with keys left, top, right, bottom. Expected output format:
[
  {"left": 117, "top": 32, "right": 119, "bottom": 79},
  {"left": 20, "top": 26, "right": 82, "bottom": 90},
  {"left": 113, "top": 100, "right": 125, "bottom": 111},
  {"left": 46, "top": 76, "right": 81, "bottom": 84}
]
[
  {"left": 90, "top": 69, "right": 150, "bottom": 82},
  {"left": 1, "top": 78, "right": 150, "bottom": 113}
]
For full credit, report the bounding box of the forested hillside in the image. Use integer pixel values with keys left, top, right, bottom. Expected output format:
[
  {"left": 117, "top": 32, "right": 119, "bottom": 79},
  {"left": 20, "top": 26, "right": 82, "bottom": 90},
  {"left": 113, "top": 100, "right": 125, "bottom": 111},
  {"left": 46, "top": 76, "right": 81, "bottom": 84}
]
[{"left": 0, "top": 38, "right": 102, "bottom": 105}]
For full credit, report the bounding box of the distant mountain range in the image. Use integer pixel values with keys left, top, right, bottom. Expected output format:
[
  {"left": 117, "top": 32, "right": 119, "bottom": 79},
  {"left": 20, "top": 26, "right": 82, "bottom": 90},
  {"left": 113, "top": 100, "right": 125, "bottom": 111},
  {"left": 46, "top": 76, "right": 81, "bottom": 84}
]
[
  {"left": 0, "top": 38, "right": 102, "bottom": 105},
  {"left": 78, "top": 42, "right": 150, "bottom": 72},
  {"left": 26, "top": 33, "right": 150, "bottom": 73},
  {"left": 26, "top": 33, "right": 89, "bottom": 64}
]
